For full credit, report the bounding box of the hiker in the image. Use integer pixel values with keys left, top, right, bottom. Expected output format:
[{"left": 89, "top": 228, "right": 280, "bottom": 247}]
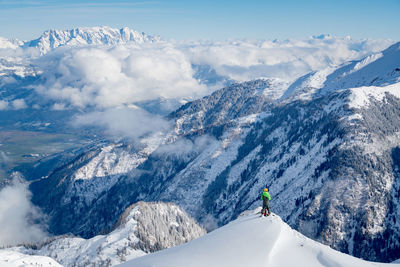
[{"left": 261, "top": 188, "right": 271, "bottom": 216}]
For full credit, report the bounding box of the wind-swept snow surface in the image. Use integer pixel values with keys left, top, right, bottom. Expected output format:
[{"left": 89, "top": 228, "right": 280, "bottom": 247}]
[
  {"left": 0, "top": 250, "right": 62, "bottom": 267},
  {"left": 120, "top": 210, "right": 400, "bottom": 267}
]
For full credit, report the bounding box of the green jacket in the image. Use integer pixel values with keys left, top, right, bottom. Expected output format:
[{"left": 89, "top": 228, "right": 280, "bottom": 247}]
[{"left": 261, "top": 191, "right": 271, "bottom": 201}]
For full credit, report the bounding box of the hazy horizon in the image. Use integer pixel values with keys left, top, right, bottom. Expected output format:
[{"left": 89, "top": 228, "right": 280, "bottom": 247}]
[{"left": 0, "top": 0, "right": 399, "bottom": 41}]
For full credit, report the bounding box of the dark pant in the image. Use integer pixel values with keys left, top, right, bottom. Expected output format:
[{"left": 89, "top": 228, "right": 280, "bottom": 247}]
[{"left": 262, "top": 199, "right": 270, "bottom": 215}]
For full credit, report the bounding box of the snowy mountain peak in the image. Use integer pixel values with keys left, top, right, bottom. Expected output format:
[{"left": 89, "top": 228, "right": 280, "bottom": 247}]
[
  {"left": 0, "top": 37, "right": 23, "bottom": 49},
  {"left": 25, "top": 26, "right": 160, "bottom": 54},
  {"left": 282, "top": 41, "right": 400, "bottom": 101},
  {"left": 120, "top": 210, "right": 400, "bottom": 267},
  {"left": 114, "top": 201, "right": 206, "bottom": 254}
]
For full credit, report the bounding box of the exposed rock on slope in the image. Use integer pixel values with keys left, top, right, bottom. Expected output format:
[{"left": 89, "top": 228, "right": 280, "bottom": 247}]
[
  {"left": 170, "top": 78, "right": 288, "bottom": 135},
  {"left": 11, "top": 202, "right": 205, "bottom": 266}
]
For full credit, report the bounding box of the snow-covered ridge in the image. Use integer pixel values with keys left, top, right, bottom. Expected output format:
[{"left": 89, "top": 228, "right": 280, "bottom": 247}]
[
  {"left": 120, "top": 210, "right": 400, "bottom": 267},
  {"left": 348, "top": 82, "right": 400, "bottom": 109},
  {"left": 352, "top": 52, "right": 383, "bottom": 73},
  {"left": 5, "top": 202, "right": 205, "bottom": 266},
  {"left": 25, "top": 26, "right": 160, "bottom": 54},
  {"left": 72, "top": 143, "right": 150, "bottom": 181},
  {"left": 0, "top": 250, "right": 62, "bottom": 267},
  {"left": 282, "top": 41, "right": 400, "bottom": 101},
  {"left": 170, "top": 79, "right": 287, "bottom": 135}
]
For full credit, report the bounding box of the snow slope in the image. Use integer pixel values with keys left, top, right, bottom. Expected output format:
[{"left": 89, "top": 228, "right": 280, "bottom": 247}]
[
  {"left": 282, "top": 42, "right": 400, "bottom": 101},
  {"left": 120, "top": 210, "right": 400, "bottom": 267},
  {"left": 9, "top": 202, "right": 205, "bottom": 266},
  {"left": 0, "top": 250, "right": 61, "bottom": 267}
]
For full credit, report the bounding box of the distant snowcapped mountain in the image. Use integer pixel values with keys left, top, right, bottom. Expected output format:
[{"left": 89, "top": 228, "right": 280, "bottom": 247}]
[
  {"left": 282, "top": 42, "right": 400, "bottom": 100},
  {"left": 0, "top": 37, "right": 23, "bottom": 49},
  {"left": 24, "top": 26, "right": 160, "bottom": 54},
  {"left": 0, "top": 26, "right": 160, "bottom": 78},
  {"left": 4, "top": 202, "right": 205, "bottom": 266}
]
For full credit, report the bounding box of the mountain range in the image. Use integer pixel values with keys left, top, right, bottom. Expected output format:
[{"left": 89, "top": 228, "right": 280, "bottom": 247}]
[
  {"left": 27, "top": 41, "right": 400, "bottom": 263},
  {"left": 0, "top": 26, "right": 399, "bottom": 264},
  {"left": 6, "top": 26, "right": 159, "bottom": 54}
]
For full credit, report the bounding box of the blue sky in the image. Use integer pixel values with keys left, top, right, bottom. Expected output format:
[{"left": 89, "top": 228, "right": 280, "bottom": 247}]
[{"left": 0, "top": 0, "right": 399, "bottom": 41}]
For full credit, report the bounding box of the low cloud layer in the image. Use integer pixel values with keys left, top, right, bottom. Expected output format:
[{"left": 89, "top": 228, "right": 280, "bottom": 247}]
[
  {"left": 35, "top": 43, "right": 206, "bottom": 109},
  {"left": 178, "top": 36, "right": 393, "bottom": 82},
  {"left": 0, "top": 173, "right": 49, "bottom": 247},
  {"left": 73, "top": 107, "right": 171, "bottom": 140},
  {"left": 0, "top": 100, "right": 7, "bottom": 110},
  {"left": 155, "top": 135, "right": 217, "bottom": 156},
  {"left": 32, "top": 35, "right": 393, "bottom": 111}
]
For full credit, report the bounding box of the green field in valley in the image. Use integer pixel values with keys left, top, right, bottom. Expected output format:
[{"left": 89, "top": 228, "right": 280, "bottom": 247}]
[{"left": 0, "top": 130, "right": 89, "bottom": 181}]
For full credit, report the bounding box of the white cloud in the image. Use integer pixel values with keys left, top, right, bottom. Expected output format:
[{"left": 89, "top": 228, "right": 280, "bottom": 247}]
[
  {"left": 0, "top": 76, "right": 17, "bottom": 86},
  {"left": 0, "top": 173, "right": 49, "bottom": 246},
  {"left": 0, "top": 151, "right": 11, "bottom": 163},
  {"left": 155, "top": 135, "right": 217, "bottom": 156},
  {"left": 177, "top": 37, "right": 393, "bottom": 82},
  {"left": 73, "top": 107, "right": 171, "bottom": 140},
  {"left": 0, "top": 99, "right": 27, "bottom": 110},
  {"left": 31, "top": 36, "right": 393, "bottom": 110},
  {"left": 35, "top": 43, "right": 206, "bottom": 109},
  {"left": 51, "top": 103, "right": 66, "bottom": 110},
  {"left": 12, "top": 99, "right": 27, "bottom": 109},
  {"left": 0, "top": 100, "right": 8, "bottom": 110}
]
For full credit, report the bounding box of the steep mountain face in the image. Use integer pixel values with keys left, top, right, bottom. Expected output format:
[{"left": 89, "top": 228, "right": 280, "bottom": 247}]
[
  {"left": 170, "top": 78, "right": 289, "bottom": 134},
  {"left": 29, "top": 43, "right": 400, "bottom": 262},
  {"left": 28, "top": 79, "right": 284, "bottom": 236},
  {"left": 25, "top": 26, "right": 160, "bottom": 54},
  {"left": 8, "top": 202, "right": 205, "bottom": 266}
]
